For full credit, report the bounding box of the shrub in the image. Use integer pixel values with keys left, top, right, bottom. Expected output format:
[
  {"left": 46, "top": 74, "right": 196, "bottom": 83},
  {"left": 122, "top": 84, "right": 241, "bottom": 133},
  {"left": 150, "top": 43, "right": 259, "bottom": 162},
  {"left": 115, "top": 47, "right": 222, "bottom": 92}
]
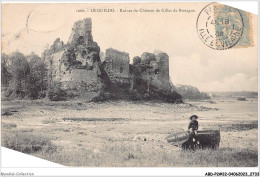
[
  {"left": 91, "top": 92, "right": 116, "bottom": 102},
  {"left": 3, "top": 132, "right": 56, "bottom": 154},
  {"left": 38, "top": 92, "right": 46, "bottom": 98},
  {"left": 42, "top": 119, "right": 58, "bottom": 124},
  {"left": 47, "top": 82, "right": 67, "bottom": 101},
  {"left": 66, "top": 90, "right": 79, "bottom": 99},
  {"left": 2, "top": 123, "right": 17, "bottom": 129},
  {"left": 4, "top": 88, "right": 13, "bottom": 97},
  {"left": 128, "top": 90, "right": 142, "bottom": 101},
  {"left": 2, "top": 110, "right": 14, "bottom": 116}
]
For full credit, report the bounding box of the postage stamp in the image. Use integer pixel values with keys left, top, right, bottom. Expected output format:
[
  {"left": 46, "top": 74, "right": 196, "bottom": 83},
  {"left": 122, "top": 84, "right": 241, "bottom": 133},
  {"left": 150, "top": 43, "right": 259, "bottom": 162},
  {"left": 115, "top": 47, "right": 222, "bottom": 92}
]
[{"left": 196, "top": 3, "right": 253, "bottom": 50}]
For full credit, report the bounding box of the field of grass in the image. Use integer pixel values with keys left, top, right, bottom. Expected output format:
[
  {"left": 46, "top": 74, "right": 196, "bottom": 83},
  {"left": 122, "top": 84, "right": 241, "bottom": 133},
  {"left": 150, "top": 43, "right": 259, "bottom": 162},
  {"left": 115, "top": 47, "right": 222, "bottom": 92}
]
[
  {"left": 1, "top": 98, "right": 258, "bottom": 167},
  {"left": 34, "top": 143, "right": 257, "bottom": 167}
]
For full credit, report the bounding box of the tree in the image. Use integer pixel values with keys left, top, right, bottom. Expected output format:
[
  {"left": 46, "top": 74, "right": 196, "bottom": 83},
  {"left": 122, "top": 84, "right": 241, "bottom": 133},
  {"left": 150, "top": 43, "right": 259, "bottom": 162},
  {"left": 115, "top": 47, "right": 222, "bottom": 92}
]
[
  {"left": 8, "top": 52, "right": 30, "bottom": 98},
  {"left": 5, "top": 52, "right": 48, "bottom": 99},
  {"left": 27, "top": 53, "right": 48, "bottom": 98},
  {"left": 47, "top": 81, "right": 67, "bottom": 101},
  {"left": 1, "top": 53, "right": 11, "bottom": 87}
]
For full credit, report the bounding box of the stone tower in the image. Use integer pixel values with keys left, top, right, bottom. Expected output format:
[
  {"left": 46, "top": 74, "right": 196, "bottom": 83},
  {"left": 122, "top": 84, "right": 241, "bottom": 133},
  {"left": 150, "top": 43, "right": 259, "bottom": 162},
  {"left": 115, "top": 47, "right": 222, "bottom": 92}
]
[
  {"left": 45, "top": 18, "right": 101, "bottom": 94},
  {"left": 68, "top": 18, "right": 93, "bottom": 45}
]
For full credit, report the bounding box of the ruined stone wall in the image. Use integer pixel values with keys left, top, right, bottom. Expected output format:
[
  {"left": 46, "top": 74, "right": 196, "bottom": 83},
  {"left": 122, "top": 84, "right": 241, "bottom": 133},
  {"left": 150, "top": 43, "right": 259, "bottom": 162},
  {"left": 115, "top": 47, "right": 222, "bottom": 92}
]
[
  {"left": 104, "top": 48, "right": 130, "bottom": 84},
  {"left": 46, "top": 18, "right": 101, "bottom": 92},
  {"left": 156, "top": 53, "right": 169, "bottom": 78},
  {"left": 46, "top": 50, "right": 65, "bottom": 84},
  {"left": 47, "top": 48, "right": 100, "bottom": 91},
  {"left": 68, "top": 18, "right": 93, "bottom": 45},
  {"left": 61, "top": 67, "right": 98, "bottom": 83},
  {"left": 150, "top": 53, "right": 171, "bottom": 91},
  {"left": 61, "top": 67, "right": 100, "bottom": 91},
  {"left": 137, "top": 52, "right": 172, "bottom": 92}
]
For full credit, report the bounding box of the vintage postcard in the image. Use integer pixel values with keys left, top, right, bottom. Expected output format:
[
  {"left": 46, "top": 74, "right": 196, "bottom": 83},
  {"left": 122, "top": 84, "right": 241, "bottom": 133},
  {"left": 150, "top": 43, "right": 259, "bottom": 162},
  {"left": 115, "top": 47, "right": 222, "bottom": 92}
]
[{"left": 0, "top": 1, "right": 258, "bottom": 176}]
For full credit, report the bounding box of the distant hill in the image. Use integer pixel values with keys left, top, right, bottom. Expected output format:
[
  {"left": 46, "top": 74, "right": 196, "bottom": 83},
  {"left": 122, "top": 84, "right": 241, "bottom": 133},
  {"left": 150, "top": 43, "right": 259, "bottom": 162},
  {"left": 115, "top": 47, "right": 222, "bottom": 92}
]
[
  {"left": 175, "top": 84, "right": 210, "bottom": 100},
  {"left": 209, "top": 91, "right": 258, "bottom": 98}
]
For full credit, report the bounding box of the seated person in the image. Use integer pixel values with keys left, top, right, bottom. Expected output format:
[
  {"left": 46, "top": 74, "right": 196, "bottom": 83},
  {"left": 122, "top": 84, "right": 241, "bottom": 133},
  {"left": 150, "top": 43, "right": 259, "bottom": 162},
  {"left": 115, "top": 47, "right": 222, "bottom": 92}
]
[{"left": 188, "top": 115, "right": 199, "bottom": 145}]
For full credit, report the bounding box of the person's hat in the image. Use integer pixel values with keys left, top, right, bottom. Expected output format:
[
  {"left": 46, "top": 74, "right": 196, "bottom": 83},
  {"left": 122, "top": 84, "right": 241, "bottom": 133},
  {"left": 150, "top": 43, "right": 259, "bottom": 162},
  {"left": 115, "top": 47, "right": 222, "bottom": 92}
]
[{"left": 190, "top": 115, "right": 198, "bottom": 120}]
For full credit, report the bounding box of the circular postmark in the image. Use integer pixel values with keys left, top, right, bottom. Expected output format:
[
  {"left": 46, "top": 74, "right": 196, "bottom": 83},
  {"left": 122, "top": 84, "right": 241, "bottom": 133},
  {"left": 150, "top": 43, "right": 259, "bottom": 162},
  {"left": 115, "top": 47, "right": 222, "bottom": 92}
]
[{"left": 196, "top": 3, "right": 244, "bottom": 50}]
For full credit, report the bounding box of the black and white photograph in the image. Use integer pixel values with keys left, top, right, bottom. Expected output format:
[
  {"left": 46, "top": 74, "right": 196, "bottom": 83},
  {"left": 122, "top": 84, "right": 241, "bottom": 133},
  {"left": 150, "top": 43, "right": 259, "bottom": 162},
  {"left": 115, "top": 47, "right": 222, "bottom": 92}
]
[{"left": 0, "top": 1, "right": 259, "bottom": 176}]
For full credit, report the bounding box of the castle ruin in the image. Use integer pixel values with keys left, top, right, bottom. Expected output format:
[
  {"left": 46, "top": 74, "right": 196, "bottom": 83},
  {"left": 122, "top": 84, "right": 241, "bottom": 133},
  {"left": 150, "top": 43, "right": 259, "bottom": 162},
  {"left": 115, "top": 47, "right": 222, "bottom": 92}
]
[
  {"left": 43, "top": 18, "right": 101, "bottom": 92},
  {"left": 43, "top": 18, "right": 181, "bottom": 103}
]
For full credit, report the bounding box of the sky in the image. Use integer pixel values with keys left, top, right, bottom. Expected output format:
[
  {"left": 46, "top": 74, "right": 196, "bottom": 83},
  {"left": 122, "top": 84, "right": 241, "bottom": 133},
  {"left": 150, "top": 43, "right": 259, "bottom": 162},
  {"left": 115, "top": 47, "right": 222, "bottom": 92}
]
[{"left": 1, "top": 3, "right": 258, "bottom": 92}]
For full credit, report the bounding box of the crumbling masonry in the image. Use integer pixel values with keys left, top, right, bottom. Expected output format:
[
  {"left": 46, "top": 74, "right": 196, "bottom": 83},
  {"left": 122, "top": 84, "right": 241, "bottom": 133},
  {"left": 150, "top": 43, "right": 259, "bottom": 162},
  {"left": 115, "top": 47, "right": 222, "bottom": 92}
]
[{"left": 43, "top": 18, "right": 181, "bottom": 102}]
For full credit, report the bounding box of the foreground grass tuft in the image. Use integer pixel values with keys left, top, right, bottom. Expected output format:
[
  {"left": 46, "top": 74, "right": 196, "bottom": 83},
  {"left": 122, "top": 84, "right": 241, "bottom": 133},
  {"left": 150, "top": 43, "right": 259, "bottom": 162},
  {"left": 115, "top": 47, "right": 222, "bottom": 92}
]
[
  {"left": 2, "top": 123, "right": 17, "bottom": 129},
  {"left": 42, "top": 119, "right": 59, "bottom": 124},
  {"left": 3, "top": 131, "right": 56, "bottom": 154},
  {"left": 35, "top": 143, "right": 258, "bottom": 167}
]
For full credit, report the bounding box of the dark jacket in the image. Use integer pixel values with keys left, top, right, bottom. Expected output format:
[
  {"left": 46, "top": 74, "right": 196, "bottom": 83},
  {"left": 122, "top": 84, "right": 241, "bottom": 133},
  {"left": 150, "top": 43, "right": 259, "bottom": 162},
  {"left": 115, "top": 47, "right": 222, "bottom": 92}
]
[{"left": 188, "top": 120, "right": 199, "bottom": 131}]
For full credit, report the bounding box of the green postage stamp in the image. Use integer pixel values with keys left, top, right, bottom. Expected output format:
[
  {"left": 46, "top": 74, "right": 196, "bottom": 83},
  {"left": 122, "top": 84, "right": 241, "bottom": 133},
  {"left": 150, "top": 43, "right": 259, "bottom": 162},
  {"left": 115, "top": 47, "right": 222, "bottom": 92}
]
[{"left": 197, "top": 2, "right": 254, "bottom": 50}]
